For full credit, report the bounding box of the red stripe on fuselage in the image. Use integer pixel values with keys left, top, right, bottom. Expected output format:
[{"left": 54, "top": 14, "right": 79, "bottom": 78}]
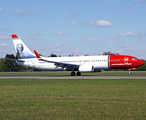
[{"left": 109, "top": 55, "right": 143, "bottom": 69}]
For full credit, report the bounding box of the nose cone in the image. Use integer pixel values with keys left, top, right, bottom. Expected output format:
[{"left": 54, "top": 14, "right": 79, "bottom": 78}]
[{"left": 139, "top": 60, "right": 145, "bottom": 66}]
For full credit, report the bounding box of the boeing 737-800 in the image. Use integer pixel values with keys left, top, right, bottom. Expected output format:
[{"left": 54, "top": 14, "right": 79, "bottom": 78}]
[{"left": 6, "top": 34, "right": 144, "bottom": 76}]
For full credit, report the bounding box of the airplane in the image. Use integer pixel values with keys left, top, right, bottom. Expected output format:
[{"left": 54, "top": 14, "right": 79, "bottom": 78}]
[{"left": 6, "top": 34, "right": 145, "bottom": 76}]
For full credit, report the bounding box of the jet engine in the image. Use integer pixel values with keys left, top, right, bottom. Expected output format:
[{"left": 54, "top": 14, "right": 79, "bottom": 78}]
[{"left": 78, "top": 65, "right": 94, "bottom": 72}]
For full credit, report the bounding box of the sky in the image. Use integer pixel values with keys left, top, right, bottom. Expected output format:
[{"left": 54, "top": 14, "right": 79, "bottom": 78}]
[{"left": 0, "top": 0, "right": 146, "bottom": 59}]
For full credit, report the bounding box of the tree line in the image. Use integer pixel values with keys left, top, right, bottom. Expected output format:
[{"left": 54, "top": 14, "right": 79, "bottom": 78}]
[{"left": 0, "top": 52, "right": 145, "bottom": 72}]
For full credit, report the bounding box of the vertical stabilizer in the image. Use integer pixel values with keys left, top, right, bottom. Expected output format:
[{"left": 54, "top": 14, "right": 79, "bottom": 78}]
[{"left": 12, "top": 34, "right": 36, "bottom": 59}]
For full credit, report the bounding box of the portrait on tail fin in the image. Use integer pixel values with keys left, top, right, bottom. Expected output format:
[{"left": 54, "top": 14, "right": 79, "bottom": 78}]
[{"left": 16, "top": 43, "right": 25, "bottom": 59}]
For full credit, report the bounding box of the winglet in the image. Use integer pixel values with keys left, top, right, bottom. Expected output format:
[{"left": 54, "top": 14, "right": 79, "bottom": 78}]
[
  {"left": 12, "top": 34, "right": 19, "bottom": 39},
  {"left": 34, "top": 50, "right": 41, "bottom": 58}
]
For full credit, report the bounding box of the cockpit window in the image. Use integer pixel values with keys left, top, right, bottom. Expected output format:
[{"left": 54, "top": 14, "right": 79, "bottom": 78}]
[{"left": 132, "top": 58, "right": 138, "bottom": 61}]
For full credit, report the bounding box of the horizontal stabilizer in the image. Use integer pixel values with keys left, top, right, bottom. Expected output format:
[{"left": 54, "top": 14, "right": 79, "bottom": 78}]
[{"left": 5, "top": 57, "right": 25, "bottom": 62}]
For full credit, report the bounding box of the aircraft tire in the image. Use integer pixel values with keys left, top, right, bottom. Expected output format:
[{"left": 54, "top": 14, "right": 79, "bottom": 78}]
[
  {"left": 71, "top": 71, "right": 75, "bottom": 76},
  {"left": 77, "top": 72, "right": 81, "bottom": 76}
]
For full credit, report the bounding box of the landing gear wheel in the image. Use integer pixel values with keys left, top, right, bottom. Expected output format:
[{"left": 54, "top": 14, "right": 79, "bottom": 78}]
[
  {"left": 71, "top": 71, "right": 75, "bottom": 76},
  {"left": 77, "top": 72, "right": 81, "bottom": 76},
  {"left": 129, "top": 71, "right": 131, "bottom": 75}
]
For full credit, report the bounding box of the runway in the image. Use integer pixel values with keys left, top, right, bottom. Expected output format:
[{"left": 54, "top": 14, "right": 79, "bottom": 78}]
[{"left": 0, "top": 75, "right": 146, "bottom": 79}]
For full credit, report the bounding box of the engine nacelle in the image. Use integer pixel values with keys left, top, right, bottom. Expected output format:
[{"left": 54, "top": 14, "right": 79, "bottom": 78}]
[{"left": 79, "top": 65, "right": 94, "bottom": 72}]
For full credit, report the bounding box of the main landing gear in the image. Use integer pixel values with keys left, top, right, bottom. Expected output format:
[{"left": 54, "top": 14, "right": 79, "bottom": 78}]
[
  {"left": 71, "top": 71, "right": 75, "bottom": 76},
  {"left": 71, "top": 71, "right": 81, "bottom": 76}
]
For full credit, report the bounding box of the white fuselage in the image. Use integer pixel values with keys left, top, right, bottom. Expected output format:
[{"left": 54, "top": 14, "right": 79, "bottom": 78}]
[{"left": 17, "top": 55, "right": 109, "bottom": 71}]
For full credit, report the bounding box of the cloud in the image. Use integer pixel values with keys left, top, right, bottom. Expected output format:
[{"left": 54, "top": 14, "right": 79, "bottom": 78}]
[
  {"left": 34, "top": 11, "right": 40, "bottom": 13},
  {"left": 118, "top": 32, "right": 142, "bottom": 37},
  {"left": 0, "top": 35, "right": 10, "bottom": 40},
  {"left": 123, "top": 44, "right": 130, "bottom": 47},
  {"left": 30, "top": 33, "right": 43, "bottom": 40},
  {"left": 0, "top": 8, "right": 7, "bottom": 14},
  {"left": 57, "top": 32, "right": 62, "bottom": 36},
  {"left": 63, "top": 46, "right": 70, "bottom": 49},
  {"left": 0, "top": 28, "right": 7, "bottom": 31},
  {"left": 57, "top": 32, "right": 70, "bottom": 36},
  {"left": 88, "top": 21, "right": 94, "bottom": 25},
  {"left": 54, "top": 44, "right": 60, "bottom": 47},
  {"left": 34, "top": 9, "right": 44, "bottom": 14},
  {"left": 0, "top": 43, "right": 8, "bottom": 47},
  {"left": 117, "top": 50, "right": 122, "bottom": 53},
  {"left": 87, "top": 20, "right": 112, "bottom": 27},
  {"left": 132, "top": 0, "right": 146, "bottom": 1},
  {"left": 72, "top": 21, "right": 80, "bottom": 25},
  {"left": 95, "top": 20, "right": 112, "bottom": 27},
  {"left": 103, "top": 2, "right": 108, "bottom": 5},
  {"left": 62, "top": 46, "right": 80, "bottom": 53},
  {"left": 72, "top": 20, "right": 112, "bottom": 27},
  {"left": 29, "top": 37, "right": 42, "bottom": 40},
  {"left": 0, "top": 8, "right": 2, "bottom": 12},
  {"left": 84, "top": 38, "right": 95, "bottom": 42},
  {"left": 15, "top": 9, "right": 29, "bottom": 16},
  {"left": 53, "top": 44, "right": 81, "bottom": 54},
  {"left": 0, "top": 8, "right": 10, "bottom": 14},
  {"left": 111, "top": 37, "right": 119, "bottom": 40},
  {"left": 32, "top": 33, "right": 43, "bottom": 36}
]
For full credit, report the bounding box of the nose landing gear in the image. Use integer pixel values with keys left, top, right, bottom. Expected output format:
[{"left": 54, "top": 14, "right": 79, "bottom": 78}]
[
  {"left": 129, "top": 69, "right": 131, "bottom": 75},
  {"left": 129, "top": 68, "right": 136, "bottom": 75}
]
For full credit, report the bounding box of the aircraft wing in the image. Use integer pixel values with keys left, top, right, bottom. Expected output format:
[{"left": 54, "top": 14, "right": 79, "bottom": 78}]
[{"left": 34, "top": 50, "right": 80, "bottom": 70}]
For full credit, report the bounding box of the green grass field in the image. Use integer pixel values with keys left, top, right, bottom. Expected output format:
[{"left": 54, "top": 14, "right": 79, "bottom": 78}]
[
  {"left": 0, "top": 78, "right": 146, "bottom": 120},
  {"left": 0, "top": 71, "right": 146, "bottom": 76}
]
